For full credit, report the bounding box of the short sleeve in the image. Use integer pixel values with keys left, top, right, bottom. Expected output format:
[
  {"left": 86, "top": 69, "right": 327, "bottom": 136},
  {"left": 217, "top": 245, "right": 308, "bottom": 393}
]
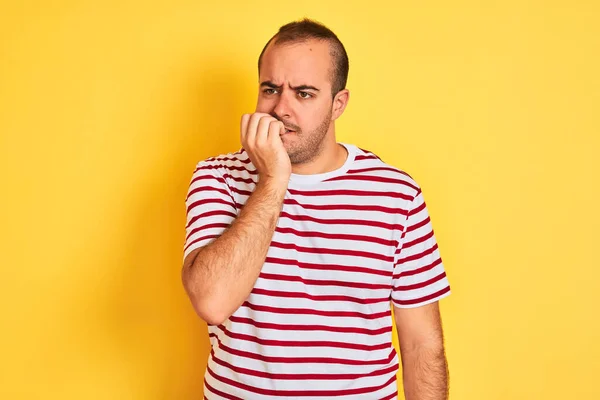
[
  {"left": 183, "top": 160, "right": 238, "bottom": 261},
  {"left": 391, "top": 187, "right": 451, "bottom": 308}
]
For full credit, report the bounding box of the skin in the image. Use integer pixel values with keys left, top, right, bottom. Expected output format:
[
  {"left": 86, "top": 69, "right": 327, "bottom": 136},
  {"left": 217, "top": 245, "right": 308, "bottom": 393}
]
[
  {"left": 395, "top": 302, "right": 449, "bottom": 400},
  {"left": 255, "top": 39, "right": 350, "bottom": 174},
  {"left": 182, "top": 36, "right": 448, "bottom": 399}
]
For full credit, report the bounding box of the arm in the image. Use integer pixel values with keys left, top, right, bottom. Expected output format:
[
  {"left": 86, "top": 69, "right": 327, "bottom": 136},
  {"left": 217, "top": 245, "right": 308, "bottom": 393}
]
[
  {"left": 390, "top": 184, "right": 452, "bottom": 398},
  {"left": 181, "top": 113, "right": 289, "bottom": 326},
  {"left": 182, "top": 178, "right": 286, "bottom": 325},
  {"left": 394, "top": 302, "right": 449, "bottom": 400}
]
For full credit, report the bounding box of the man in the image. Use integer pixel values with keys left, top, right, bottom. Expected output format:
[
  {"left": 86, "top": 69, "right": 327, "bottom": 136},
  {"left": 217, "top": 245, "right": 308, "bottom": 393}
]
[{"left": 181, "top": 18, "right": 451, "bottom": 399}]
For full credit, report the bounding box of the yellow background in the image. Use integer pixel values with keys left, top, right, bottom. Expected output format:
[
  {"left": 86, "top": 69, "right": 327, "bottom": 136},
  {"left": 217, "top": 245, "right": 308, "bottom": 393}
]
[{"left": 1, "top": 1, "right": 598, "bottom": 399}]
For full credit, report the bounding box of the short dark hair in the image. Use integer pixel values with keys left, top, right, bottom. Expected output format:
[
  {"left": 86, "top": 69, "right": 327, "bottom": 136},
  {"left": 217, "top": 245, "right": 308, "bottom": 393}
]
[{"left": 257, "top": 18, "right": 349, "bottom": 98}]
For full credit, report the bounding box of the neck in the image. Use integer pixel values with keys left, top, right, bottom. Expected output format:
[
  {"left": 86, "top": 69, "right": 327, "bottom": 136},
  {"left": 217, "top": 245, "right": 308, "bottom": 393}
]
[{"left": 291, "top": 130, "right": 348, "bottom": 176}]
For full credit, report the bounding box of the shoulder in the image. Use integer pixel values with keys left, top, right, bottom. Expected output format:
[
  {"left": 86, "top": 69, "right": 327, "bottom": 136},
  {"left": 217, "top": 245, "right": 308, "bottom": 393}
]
[
  {"left": 195, "top": 148, "right": 252, "bottom": 171},
  {"left": 192, "top": 148, "right": 258, "bottom": 189},
  {"left": 347, "top": 144, "right": 422, "bottom": 199},
  {"left": 194, "top": 148, "right": 257, "bottom": 177}
]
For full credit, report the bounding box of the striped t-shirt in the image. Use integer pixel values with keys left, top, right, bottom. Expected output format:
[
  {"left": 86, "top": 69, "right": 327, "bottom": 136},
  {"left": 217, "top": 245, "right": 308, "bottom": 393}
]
[{"left": 183, "top": 142, "right": 451, "bottom": 399}]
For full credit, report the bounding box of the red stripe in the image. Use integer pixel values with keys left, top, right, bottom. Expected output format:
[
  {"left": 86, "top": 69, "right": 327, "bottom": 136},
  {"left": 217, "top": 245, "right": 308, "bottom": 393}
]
[
  {"left": 259, "top": 271, "right": 392, "bottom": 291},
  {"left": 402, "top": 230, "right": 434, "bottom": 249},
  {"left": 222, "top": 173, "right": 257, "bottom": 185},
  {"left": 275, "top": 226, "right": 398, "bottom": 247},
  {"left": 396, "top": 243, "right": 438, "bottom": 265},
  {"left": 279, "top": 211, "right": 404, "bottom": 230},
  {"left": 207, "top": 363, "right": 398, "bottom": 397},
  {"left": 206, "top": 152, "right": 248, "bottom": 164},
  {"left": 393, "top": 258, "right": 442, "bottom": 279},
  {"left": 251, "top": 287, "right": 389, "bottom": 305},
  {"left": 242, "top": 301, "right": 391, "bottom": 320},
  {"left": 187, "top": 198, "right": 236, "bottom": 214},
  {"left": 186, "top": 209, "right": 236, "bottom": 229},
  {"left": 287, "top": 188, "right": 412, "bottom": 200},
  {"left": 209, "top": 333, "right": 398, "bottom": 365},
  {"left": 195, "top": 164, "right": 256, "bottom": 175},
  {"left": 186, "top": 185, "right": 231, "bottom": 201},
  {"left": 394, "top": 271, "right": 447, "bottom": 291},
  {"left": 269, "top": 240, "right": 394, "bottom": 263},
  {"left": 217, "top": 325, "right": 391, "bottom": 351},
  {"left": 265, "top": 256, "right": 392, "bottom": 277},
  {"left": 204, "top": 378, "right": 243, "bottom": 400},
  {"left": 185, "top": 222, "right": 230, "bottom": 242},
  {"left": 404, "top": 216, "right": 430, "bottom": 236},
  {"left": 190, "top": 173, "right": 227, "bottom": 186},
  {"left": 347, "top": 166, "right": 410, "bottom": 177},
  {"left": 402, "top": 216, "right": 430, "bottom": 239},
  {"left": 211, "top": 349, "right": 398, "bottom": 380},
  {"left": 380, "top": 390, "right": 399, "bottom": 400},
  {"left": 326, "top": 175, "right": 419, "bottom": 191},
  {"left": 408, "top": 198, "right": 426, "bottom": 217},
  {"left": 230, "top": 186, "right": 252, "bottom": 197},
  {"left": 283, "top": 197, "right": 408, "bottom": 215},
  {"left": 355, "top": 153, "right": 381, "bottom": 161},
  {"left": 393, "top": 286, "right": 451, "bottom": 306},
  {"left": 184, "top": 234, "right": 219, "bottom": 252},
  {"left": 229, "top": 315, "right": 392, "bottom": 336},
  {"left": 234, "top": 199, "right": 409, "bottom": 225}
]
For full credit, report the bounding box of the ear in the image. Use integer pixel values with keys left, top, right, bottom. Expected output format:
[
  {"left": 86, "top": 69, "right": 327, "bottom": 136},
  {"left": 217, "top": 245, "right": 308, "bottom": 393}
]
[{"left": 331, "top": 89, "right": 350, "bottom": 121}]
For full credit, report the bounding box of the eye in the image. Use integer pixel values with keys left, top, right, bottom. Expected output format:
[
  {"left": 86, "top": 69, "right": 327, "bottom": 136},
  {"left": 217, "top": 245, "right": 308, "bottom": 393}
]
[
  {"left": 298, "top": 91, "right": 313, "bottom": 99},
  {"left": 263, "top": 88, "right": 278, "bottom": 95}
]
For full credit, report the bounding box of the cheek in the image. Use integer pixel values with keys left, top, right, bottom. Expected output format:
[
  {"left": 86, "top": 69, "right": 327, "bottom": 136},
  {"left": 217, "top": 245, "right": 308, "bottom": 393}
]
[{"left": 303, "top": 104, "right": 330, "bottom": 130}]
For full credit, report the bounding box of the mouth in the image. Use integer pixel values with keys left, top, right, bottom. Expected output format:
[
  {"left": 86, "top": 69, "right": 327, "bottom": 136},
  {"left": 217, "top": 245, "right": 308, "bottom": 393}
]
[{"left": 283, "top": 127, "right": 296, "bottom": 134}]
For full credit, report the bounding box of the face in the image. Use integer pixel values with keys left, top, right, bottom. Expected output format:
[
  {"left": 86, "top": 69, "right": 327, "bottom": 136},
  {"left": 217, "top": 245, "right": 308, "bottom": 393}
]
[{"left": 256, "top": 39, "right": 338, "bottom": 164}]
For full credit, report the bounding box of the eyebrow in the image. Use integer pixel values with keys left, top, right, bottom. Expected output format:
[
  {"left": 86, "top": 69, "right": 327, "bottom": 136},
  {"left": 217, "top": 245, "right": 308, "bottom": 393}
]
[{"left": 260, "top": 80, "right": 320, "bottom": 92}]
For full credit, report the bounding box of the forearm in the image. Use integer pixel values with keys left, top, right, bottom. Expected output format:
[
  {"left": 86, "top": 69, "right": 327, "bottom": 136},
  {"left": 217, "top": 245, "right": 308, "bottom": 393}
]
[
  {"left": 182, "top": 178, "right": 286, "bottom": 324},
  {"left": 402, "top": 345, "right": 449, "bottom": 400}
]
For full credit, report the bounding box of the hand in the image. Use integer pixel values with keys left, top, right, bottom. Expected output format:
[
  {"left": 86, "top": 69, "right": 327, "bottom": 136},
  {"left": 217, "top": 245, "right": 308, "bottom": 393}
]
[{"left": 240, "top": 113, "right": 292, "bottom": 186}]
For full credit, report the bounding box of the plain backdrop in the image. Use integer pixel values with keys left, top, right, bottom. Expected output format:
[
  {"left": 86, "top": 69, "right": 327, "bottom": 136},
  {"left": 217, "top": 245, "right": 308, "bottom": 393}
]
[{"left": 1, "top": 1, "right": 599, "bottom": 399}]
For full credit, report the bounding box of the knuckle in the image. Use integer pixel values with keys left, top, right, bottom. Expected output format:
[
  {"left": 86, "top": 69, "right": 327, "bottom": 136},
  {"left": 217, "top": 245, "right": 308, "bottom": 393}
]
[{"left": 250, "top": 113, "right": 263, "bottom": 125}]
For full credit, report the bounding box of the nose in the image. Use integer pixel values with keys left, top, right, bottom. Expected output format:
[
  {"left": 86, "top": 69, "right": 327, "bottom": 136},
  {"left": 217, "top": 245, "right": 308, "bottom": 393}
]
[{"left": 273, "top": 90, "right": 292, "bottom": 119}]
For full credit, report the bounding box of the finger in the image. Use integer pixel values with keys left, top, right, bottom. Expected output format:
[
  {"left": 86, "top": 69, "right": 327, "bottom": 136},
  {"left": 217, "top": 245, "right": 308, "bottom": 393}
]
[
  {"left": 256, "top": 115, "right": 275, "bottom": 147},
  {"left": 245, "top": 113, "right": 263, "bottom": 147},
  {"left": 240, "top": 114, "right": 251, "bottom": 144},
  {"left": 246, "top": 113, "right": 270, "bottom": 144},
  {"left": 246, "top": 113, "right": 271, "bottom": 148},
  {"left": 268, "top": 120, "right": 284, "bottom": 143}
]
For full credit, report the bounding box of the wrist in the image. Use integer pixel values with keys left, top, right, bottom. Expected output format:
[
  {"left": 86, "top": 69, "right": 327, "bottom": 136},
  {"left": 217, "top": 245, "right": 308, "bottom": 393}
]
[
  {"left": 257, "top": 176, "right": 289, "bottom": 198},
  {"left": 258, "top": 174, "right": 289, "bottom": 188}
]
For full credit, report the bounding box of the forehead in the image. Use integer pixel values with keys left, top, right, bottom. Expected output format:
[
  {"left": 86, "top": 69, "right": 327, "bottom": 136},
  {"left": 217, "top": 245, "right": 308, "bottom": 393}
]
[{"left": 260, "top": 39, "right": 332, "bottom": 88}]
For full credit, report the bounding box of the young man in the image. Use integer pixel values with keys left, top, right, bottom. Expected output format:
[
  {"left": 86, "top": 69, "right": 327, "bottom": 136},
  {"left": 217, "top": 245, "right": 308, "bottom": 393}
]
[{"left": 182, "top": 18, "right": 452, "bottom": 400}]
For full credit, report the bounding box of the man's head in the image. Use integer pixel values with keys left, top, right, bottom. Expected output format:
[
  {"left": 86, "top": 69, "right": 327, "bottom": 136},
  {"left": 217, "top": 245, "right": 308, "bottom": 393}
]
[{"left": 256, "top": 18, "right": 350, "bottom": 164}]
